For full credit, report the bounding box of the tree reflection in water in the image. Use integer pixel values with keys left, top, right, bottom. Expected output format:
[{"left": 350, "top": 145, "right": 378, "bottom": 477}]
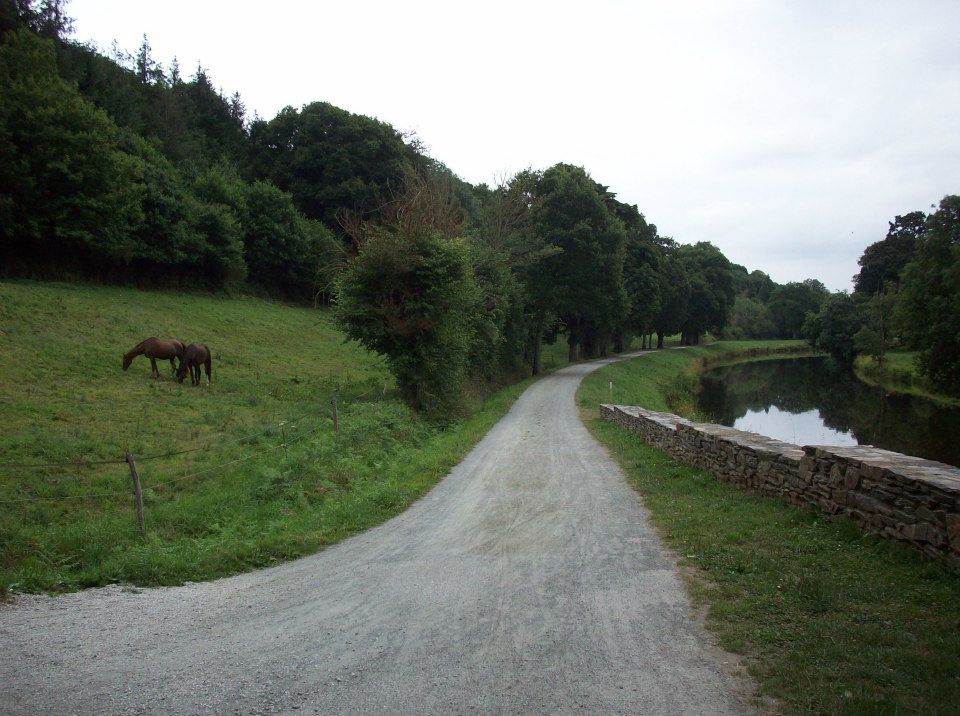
[{"left": 696, "top": 356, "right": 960, "bottom": 468}]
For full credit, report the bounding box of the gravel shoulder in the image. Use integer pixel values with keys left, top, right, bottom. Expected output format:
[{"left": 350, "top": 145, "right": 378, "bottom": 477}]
[{"left": 0, "top": 352, "right": 750, "bottom": 715}]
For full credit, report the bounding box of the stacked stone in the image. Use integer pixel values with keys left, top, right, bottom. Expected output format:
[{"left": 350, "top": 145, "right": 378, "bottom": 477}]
[
  {"left": 600, "top": 404, "right": 960, "bottom": 569},
  {"left": 800, "top": 446, "right": 960, "bottom": 565}
]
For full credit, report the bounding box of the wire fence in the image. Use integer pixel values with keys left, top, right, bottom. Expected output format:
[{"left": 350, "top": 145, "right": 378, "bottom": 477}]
[{"left": 0, "top": 382, "right": 389, "bottom": 519}]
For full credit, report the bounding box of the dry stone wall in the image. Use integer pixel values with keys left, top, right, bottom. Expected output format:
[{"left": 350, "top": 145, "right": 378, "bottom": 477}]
[{"left": 601, "top": 404, "right": 960, "bottom": 568}]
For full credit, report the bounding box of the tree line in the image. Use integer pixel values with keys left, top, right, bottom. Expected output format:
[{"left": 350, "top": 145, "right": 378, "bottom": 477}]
[
  {"left": 803, "top": 197, "right": 960, "bottom": 394},
  {"left": 2, "top": 1, "right": 956, "bottom": 414}
]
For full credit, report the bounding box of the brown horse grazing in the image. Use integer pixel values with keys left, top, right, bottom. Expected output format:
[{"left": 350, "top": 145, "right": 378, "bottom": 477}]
[
  {"left": 177, "top": 343, "right": 212, "bottom": 386},
  {"left": 122, "top": 337, "right": 185, "bottom": 378}
]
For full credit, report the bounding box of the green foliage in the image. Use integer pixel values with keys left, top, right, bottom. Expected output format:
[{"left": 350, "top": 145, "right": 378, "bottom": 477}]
[
  {"left": 803, "top": 292, "right": 863, "bottom": 366},
  {"left": 241, "top": 180, "right": 332, "bottom": 299},
  {"left": 54, "top": 39, "right": 247, "bottom": 171},
  {"left": 853, "top": 284, "right": 898, "bottom": 368},
  {"left": 0, "top": 29, "right": 138, "bottom": 272},
  {"left": 335, "top": 230, "right": 481, "bottom": 417},
  {"left": 249, "top": 101, "right": 409, "bottom": 229},
  {"left": 744, "top": 268, "right": 776, "bottom": 302},
  {"left": 674, "top": 242, "right": 735, "bottom": 344},
  {"left": 897, "top": 195, "right": 960, "bottom": 392},
  {"left": 766, "top": 279, "right": 829, "bottom": 339},
  {"left": 531, "top": 163, "right": 627, "bottom": 359},
  {"left": 0, "top": 30, "right": 320, "bottom": 292},
  {"left": 192, "top": 166, "right": 334, "bottom": 299},
  {"left": 619, "top": 203, "right": 662, "bottom": 345},
  {"left": 854, "top": 211, "right": 925, "bottom": 295},
  {"left": 724, "top": 295, "right": 776, "bottom": 339},
  {"left": 852, "top": 324, "right": 883, "bottom": 366}
]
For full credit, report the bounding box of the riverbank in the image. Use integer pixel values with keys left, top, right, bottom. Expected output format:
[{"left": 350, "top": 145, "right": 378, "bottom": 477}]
[
  {"left": 578, "top": 339, "right": 813, "bottom": 417},
  {"left": 855, "top": 351, "right": 960, "bottom": 407},
  {"left": 578, "top": 343, "right": 960, "bottom": 713}
]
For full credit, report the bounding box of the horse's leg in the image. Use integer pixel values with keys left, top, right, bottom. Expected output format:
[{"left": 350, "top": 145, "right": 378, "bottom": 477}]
[
  {"left": 169, "top": 358, "right": 176, "bottom": 374},
  {"left": 150, "top": 357, "right": 159, "bottom": 378},
  {"left": 205, "top": 358, "right": 212, "bottom": 384}
]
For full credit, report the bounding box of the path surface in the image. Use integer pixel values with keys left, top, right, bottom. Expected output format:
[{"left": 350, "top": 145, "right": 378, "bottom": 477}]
[{"left": 0, "top": 353, "right": 748, "bottom": 715}]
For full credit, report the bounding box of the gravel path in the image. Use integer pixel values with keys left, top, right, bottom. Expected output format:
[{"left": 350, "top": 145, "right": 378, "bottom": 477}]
[{"left": 0, "top": 352, "right": 749, "bottom": 715}]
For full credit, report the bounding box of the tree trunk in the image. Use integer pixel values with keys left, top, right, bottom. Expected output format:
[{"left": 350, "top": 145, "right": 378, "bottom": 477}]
[
  {"left": 531, "top": 331, "right": 542, "bottom": 376},
  {"left": 567, "top": 335, "right": 578, "bottom": 363},
  {"left": 657, "top": 331, "right": 664, "bottom": 349}
]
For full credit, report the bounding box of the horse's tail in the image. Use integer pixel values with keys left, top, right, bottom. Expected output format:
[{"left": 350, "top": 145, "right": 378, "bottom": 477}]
[{"left": 122, "top": 337, "right": 155, "bottom": 370}]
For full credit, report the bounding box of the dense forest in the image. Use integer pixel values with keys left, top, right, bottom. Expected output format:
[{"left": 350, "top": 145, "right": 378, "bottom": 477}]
[{"left": 2, "top": 1, "right": 957, "bottom": 413}]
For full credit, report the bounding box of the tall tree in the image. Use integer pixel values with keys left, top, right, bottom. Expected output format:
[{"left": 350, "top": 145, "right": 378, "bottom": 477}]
[
  {"left": 803, "top": 292, "right": 863, "bottom": 366},
  {"left": 767, "top": 279, "right": 829, "bottom": 339},
  {"left": 0, "top": 29, "right": 138, "bottom": 273},
  {"left": 897, "top": 196, "right": 960, "bottom": 391},
  {"left": 674, "top": 242, "right": 735, "bottom": 344},
  {"left": 249, "top": 101, "right": 408, "bottom": 231},
  {"left": 1, "top": 0, "right": 72, "bottom": 40},
  {"left": 531, "top": 164, "right": 627, "bottom": 361},
  {"left": 854, "top": 211, "right": 926, "bottom": 294}
]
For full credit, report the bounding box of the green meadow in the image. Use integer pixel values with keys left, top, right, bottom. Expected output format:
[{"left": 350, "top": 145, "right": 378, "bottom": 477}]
[{"left": 0, "top": 280, "right": 566, "bottom": 593}]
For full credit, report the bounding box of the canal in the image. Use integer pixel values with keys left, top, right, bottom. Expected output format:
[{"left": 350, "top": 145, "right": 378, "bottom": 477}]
[{"left": 695, "top": 356, "right": 960, "bottom": 467}]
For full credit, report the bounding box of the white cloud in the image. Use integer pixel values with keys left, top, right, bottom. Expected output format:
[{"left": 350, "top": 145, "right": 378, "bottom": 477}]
[{"left": 69, "top": 0, "right": 960, "bottom": 289}]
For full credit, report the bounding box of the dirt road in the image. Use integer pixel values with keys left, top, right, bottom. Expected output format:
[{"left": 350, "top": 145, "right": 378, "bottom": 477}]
[{"left": 0, "top": 352, "right": 748, "bottom": 714}]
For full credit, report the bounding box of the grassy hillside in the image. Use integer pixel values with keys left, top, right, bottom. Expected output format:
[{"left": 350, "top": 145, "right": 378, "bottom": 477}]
[
  {"left": 579, "top": 345, "right": 960, "bottom": 712},
  {"left": 0, "top": 280, "right": 556, "bottom": 593}
]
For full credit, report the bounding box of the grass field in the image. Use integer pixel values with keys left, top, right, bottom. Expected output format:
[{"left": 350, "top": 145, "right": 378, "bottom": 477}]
[
  {"left": 855, "top": 351, "right": 960, "bottom": 407},
  {"left": 0, "top": 280, "right": 565, "bottom": 593},
  {"left": 579, "top": 345, "right": 960, "bottom": 713}
]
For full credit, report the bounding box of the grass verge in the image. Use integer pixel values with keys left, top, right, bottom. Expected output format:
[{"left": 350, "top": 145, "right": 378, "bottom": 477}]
[
  {"left": 579, "top": 340, "right": 811, "bottom": 416},
  {"left": 854, "top": 351, "right": 960, "bottom": 407},
  {"left": 0, "top": 280, "right": 548, "bottom": 593},
  {"left": 579, "top": 344, "right": 960, "bottom": 713}
]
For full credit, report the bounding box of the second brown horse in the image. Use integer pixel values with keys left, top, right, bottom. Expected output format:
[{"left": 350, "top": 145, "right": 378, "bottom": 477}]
[{"left": 177, "top": 343, "right": 212, "bottom": 386}]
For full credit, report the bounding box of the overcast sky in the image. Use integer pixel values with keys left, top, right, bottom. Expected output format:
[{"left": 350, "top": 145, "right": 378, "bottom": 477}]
[{"left": 69, "top": 0, "right": 960, "bottom": 290}]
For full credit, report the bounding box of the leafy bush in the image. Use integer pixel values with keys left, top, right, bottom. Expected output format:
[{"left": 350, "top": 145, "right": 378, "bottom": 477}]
[
  {"left": 335, "top": 230, "right": 481, "bottom": 417},
  {"left": 803, "top": 292, "right": 863, "bottom": 366}
]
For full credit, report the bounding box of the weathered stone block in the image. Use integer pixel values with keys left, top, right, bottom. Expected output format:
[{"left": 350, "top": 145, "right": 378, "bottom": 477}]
[{"left": 844, "top": 468, "right": 861, "bottom": 490}]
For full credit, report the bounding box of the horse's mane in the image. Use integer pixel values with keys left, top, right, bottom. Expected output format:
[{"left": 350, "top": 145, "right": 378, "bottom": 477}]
[{"left": 124, "top": 337, "right": 156, "bottom": 360}]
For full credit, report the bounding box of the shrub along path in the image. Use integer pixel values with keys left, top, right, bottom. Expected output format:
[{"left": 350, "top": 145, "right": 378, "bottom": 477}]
[{"left": 0, "top": 351, "right": 749, "bottom": 714}]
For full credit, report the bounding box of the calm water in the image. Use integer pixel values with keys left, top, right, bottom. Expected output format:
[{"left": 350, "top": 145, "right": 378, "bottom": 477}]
[{"left": 695, "top": 356, "right": 960, "bottom": 468}]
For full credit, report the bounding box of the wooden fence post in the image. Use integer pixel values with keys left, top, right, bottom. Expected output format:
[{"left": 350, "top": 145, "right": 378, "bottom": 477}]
[
  {"left": 125, "top": 452, "right": 145, "bottom": 537},
  {"left": 332, "top": 392, "right": 339, "bottom": 433}
]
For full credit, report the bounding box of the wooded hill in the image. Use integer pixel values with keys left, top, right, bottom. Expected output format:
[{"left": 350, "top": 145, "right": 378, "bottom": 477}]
[{"left": 2, "top": 0, "right": 957, "bottom": 412}]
